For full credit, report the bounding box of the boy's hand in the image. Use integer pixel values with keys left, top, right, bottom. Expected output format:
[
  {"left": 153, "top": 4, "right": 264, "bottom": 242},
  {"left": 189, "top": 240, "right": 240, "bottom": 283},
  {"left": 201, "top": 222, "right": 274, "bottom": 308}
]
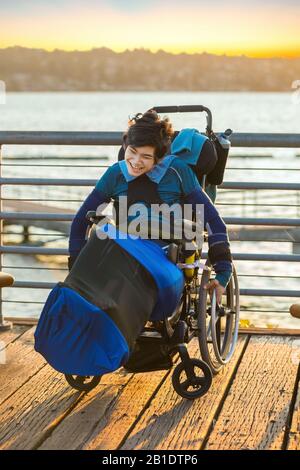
[{"left": 204, "top": 279, "right": 225, "bottom": 305}]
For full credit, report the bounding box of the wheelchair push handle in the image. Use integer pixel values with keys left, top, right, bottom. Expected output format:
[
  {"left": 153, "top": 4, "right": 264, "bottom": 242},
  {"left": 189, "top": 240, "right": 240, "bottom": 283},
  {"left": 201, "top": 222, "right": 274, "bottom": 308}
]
[{"left": 152, "top": 105, "right": 213, "bottom": 135}]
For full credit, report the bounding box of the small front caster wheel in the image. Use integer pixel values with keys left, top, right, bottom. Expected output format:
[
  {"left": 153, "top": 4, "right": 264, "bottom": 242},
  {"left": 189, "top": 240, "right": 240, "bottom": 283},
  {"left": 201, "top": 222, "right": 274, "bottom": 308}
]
[
  {"left": 172, "top": 358, "right": 212, "bottom": 399},
  {"left": 65, "top": 374, "right": 101, "bottom": 392}
]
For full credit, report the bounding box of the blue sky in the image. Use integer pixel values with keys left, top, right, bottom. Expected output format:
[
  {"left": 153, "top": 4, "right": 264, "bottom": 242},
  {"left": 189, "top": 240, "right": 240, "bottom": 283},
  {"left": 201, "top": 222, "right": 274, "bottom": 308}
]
[{"left": 1, "top": 0, "right": 298, "bottom": 13}]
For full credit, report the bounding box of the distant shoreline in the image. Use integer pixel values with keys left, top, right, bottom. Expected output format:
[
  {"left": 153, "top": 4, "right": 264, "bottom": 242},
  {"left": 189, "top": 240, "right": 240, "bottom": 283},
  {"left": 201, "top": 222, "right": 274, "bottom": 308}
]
[
  {"left": 1, "top": 45, "right": 300, "bottom": 60},
  {"left": 1, "top": 46, "right": 299, "bottom": 92}
]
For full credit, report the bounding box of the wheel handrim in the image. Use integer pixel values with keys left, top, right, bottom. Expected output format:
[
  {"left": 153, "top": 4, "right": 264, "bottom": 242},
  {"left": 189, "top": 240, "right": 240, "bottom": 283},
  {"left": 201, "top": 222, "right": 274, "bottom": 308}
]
[
  {"left": 210, "top": 267, "right": 240, "bottom": 364},
  {"left": 197, "top": 262, "right": 240, "bottom": 373}
]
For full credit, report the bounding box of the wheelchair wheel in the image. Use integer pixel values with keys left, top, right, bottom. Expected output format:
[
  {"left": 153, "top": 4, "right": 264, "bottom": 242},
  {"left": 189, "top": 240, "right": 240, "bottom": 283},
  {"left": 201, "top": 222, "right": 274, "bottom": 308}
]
[
  {"left": 172, "top": 358, "right": 212, "bottom": 399},
  {"left": 197, "top": 261, "right": 240, "bottom": 375},
  {"left": 65, "top": 374, "right": 101, "bottom": 392}
]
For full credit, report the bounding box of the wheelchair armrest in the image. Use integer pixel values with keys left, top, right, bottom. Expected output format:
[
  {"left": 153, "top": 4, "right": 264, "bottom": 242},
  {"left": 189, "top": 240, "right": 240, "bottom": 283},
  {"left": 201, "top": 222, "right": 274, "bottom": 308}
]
[
  {"left": 166, "top": 243, "right": 179, "bottom": 264},
  {"left": 166, "top": 242, "right": 199, "bottom": 265},
  {"left": 86, "top": 210, "right": 109, "bottom": 225}
]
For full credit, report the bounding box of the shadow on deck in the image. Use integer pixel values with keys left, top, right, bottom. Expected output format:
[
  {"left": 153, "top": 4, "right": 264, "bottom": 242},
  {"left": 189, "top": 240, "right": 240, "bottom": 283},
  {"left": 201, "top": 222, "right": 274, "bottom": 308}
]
[{"left": 0, "top": 325, "right": 299, "bottom": 450}]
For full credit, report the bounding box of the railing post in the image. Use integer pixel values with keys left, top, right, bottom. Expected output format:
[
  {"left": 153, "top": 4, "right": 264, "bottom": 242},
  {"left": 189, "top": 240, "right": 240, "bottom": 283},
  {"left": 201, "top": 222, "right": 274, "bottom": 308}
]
[{"left": 0, "top": 144, "right": 13, "bottom": 330}]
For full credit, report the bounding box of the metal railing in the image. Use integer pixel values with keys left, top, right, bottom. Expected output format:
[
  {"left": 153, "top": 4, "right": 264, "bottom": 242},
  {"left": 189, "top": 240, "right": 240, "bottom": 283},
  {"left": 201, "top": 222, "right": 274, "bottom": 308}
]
[{"left": 1, "top": 131, "right": 300, "bottom": 325}]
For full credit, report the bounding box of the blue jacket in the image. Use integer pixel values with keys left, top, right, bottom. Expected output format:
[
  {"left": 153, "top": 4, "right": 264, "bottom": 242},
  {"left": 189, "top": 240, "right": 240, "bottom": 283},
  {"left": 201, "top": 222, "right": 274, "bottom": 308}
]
[{"left": 69, "top": 157, "right": 232, "bottom": 287}]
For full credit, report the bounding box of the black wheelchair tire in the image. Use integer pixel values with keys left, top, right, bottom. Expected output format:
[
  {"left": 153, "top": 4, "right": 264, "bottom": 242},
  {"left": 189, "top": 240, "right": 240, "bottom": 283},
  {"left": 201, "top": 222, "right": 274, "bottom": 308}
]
[
  {"left": 172, "top": 358, "right": 212, "bottom": 399},
  {"left": 65, "top": 374, "right": 101, "bottom": 392}
]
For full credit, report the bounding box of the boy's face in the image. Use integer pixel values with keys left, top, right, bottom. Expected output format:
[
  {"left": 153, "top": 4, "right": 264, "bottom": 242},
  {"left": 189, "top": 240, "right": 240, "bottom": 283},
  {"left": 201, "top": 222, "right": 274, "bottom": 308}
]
[{"left": 125, "top": 145, "right": 156, "bottom": 177}]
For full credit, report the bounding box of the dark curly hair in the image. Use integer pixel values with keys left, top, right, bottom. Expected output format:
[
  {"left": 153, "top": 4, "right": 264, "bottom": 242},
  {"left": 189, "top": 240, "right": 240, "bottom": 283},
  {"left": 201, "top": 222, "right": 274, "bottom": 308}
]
[{"left": 123, "top": 109, "right": 174, "bottom": 162}]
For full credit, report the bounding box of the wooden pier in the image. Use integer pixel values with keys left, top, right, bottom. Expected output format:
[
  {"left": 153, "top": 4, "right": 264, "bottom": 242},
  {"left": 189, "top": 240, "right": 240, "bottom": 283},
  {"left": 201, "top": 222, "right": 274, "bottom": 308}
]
[{"left": 0, "top": 325, "right": 299, "bottom": 450}]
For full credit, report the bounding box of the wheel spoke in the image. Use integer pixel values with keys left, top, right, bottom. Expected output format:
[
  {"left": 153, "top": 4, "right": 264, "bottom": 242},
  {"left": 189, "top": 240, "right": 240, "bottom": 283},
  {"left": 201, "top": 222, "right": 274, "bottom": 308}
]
[
  {"left": 182, "top": 379, "right": 192, "bottom": 390},
  {"left": 194, "top": 376, "right": 206, "bottom": 386},
  {"left": 74, "top": 375, "right": 85, "bottom": 384}
]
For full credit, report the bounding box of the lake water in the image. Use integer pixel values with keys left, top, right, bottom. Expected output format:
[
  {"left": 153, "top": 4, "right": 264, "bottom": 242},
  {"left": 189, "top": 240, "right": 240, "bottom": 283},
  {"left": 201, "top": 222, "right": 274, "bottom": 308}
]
[{"left": 0, "top": 91, "right": 300, "bottom": 328}]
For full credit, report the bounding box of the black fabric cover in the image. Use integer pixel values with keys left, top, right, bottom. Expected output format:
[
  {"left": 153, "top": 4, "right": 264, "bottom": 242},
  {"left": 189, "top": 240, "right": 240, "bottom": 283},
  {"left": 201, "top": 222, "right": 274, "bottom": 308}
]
[
  {"left": 127, "top": 174, "right": 164, "bottom": 206},
  {"left": 63, "top": 229, "right": 157, "bottom": 351},
  {"left": 206, "top": 138, "right": 229, "bottom": 185},
  {"left": 124, "top": 336, "right": 176, "bottom": 372},
  {"left": 194, "top": 138, "right": 218, "bottom": 185},
  {"left": 208, "top": 241, "right": 232, "bottom": 265}
]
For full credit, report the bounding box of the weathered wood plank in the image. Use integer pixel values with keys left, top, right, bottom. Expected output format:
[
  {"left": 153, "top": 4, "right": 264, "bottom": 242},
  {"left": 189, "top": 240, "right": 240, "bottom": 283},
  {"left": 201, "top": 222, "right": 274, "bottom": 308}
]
[
  {"left": 0, "top": 365, "right": 82, "bottom": 450},
  {"left": 287, "top": 374, "right": 300, "bottom": 450},
  {"left": 120, "top": 336, "right": 248, "bottom": 450},
  {"left": 39, "top": 367, "right": 172, "bottom": 450},
  {"left": 0, "top": 327, "right": 47, "bottom": 406},
  {"left": 5, "top": 318, "right": 38, "bottom": 326},
  {"left": 0, "top": 363, "right": 131, "bottom": 450},
  {"left": 0, "top": 325, "right": 29, "bottom": 349},
  {"left": 205, "top": 336, "right": 300, "bottom": 450}
]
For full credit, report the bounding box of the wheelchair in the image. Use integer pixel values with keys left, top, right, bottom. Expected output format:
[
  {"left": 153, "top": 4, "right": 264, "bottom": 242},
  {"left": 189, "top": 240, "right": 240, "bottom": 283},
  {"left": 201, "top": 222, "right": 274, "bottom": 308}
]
[
  {"left": 65, "top": 212, "right": 240, "bottom": 399},
  {"left": 65, "top": 105, "right": 240, "bottom": 399}
]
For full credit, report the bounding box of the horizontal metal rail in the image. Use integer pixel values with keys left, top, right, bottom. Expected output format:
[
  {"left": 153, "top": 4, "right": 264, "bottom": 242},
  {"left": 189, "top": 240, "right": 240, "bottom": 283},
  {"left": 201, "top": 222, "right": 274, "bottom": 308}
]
[
  {"left": 229, "top": 133, "right": 300, "bottom": 148},
  {"left": 3, "top": 265, "right": 68, "bottom": 271},
  {"left": 2, "top": 212, "right": 300, "bottom": 227},
  {"left": 10, "top": 281, "right": 300, "bottom": 298},
  {"left": 1, "top": 212, "right": 74, "bottom": 221},
  {"left": 3, "top": 163, "right": 300, "bottom": 171},
  {"left": 0, "top": 177, "right": 96, "bottom": 186},
  {"left": 1, "top": 245, "right": 300, "bottom": 261},
  {"left": 13, "top": 281, "right": 56, "bottom": 289},
  {"left": 1, "top": 163, "right": 109, "bottom": 168},
  {"left": 239, "top": 289, "right": 300, "bottom": 297},
  {"left": 221, "top": 182, "right": 300, "bottom": 191},
  {"left": 224, "top": 217, "right": 300, "bottom": 226},
  {"left": 1, "top": 131, "right": 300, "bottom": 322},
  {"left": 2, "top": 300, "right": 44, "bottom": 304},
  {"left": 0, "top": 131, "right": 122, "bottom": 145},
  {"left": 1, "top": 131, "right": 300, "bottom": 147},
  {"left": 227, "top": 168, "right": 300, "bottom": 171},
  {"left": 1, "top": 177, "right": 300, "bottom": 191},
  {"left": 0, "top": 246, "right": 68, "bottom": 255},
  {"left": 3, "top": 155, "right": 110, "bottom": 161}
]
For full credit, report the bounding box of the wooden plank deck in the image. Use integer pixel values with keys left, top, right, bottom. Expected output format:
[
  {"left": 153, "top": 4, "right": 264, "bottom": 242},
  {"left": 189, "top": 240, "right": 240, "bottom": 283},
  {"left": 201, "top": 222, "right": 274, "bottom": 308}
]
[{"left": 0, "top": 326, "right": 299, "bottom": 450}]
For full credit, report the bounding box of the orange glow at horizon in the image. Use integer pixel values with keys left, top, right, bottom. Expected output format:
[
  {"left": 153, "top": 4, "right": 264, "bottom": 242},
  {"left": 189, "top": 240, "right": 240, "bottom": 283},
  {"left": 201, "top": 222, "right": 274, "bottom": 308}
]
[{"left": 0, "top": 3, "right": 300, "bottom": 59}]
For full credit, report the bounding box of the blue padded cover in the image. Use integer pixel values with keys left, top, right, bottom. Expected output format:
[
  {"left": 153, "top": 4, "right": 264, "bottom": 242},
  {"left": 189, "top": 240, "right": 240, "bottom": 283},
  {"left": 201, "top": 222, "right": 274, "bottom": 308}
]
[{"left": 34, "top": 284, "right": 129, "bottom": 376}]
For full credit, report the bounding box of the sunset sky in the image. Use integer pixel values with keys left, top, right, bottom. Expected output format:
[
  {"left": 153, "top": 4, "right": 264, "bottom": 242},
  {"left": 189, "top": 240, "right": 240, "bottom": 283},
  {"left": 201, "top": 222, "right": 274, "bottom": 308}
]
[{"left": 1, "top": 0, "right": 300, "bottom": 58}]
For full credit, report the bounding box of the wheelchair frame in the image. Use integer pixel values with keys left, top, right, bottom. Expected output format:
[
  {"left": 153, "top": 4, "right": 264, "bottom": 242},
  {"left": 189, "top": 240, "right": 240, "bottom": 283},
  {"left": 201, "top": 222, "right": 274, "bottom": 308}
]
[
  {"left": 65, "top": 105, "right": 240, "bottom": 399},
  {"left": 66, "top": 228, "right": 240, "bottom": 399}
]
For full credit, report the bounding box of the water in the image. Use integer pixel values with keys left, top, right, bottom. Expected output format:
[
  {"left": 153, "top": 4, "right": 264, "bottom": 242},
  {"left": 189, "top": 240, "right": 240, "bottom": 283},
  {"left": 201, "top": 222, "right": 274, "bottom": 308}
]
[{"left": 1, "top": 91, "right": 300, "bottom": 327}]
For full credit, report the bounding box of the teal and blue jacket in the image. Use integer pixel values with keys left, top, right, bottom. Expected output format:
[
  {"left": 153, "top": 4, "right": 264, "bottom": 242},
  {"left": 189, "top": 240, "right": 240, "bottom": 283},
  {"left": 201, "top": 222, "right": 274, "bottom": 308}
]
[{"left": 69, "top": 155, "right": 232, "bottom": 287}]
